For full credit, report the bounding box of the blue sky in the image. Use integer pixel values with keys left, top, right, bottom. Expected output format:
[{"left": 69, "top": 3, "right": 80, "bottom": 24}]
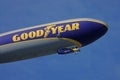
[{"left": 0, "top": 0, "right": 120, "bottom": 80}]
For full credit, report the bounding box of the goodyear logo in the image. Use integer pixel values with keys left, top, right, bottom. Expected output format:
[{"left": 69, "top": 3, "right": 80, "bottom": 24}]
[{"left": 12, "top": 23, "right": 80, "bottom": 42}]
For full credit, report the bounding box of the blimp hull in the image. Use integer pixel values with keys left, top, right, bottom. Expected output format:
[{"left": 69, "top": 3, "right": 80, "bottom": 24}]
[
  {"left": 0, "top": 18, "right": 108, "bottom": 63},
  {"left": 0, "top": 38, "right": 75, "bottom": 63}
]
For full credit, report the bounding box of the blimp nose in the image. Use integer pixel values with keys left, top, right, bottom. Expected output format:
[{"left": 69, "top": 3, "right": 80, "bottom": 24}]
[{"left": 76, "top": 19, "right": 108, "bottom": 46}]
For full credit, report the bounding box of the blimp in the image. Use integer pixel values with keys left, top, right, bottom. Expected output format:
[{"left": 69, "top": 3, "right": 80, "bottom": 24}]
[{"left": 0, "top": 18, "right": 108, "bottom": 63}]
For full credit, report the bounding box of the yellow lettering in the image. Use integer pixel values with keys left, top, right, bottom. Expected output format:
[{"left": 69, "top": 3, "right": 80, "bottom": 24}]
[
  {"left": 21, "top": 33, "right": 28, "bottom": 40},
  {"left": 58, "top": 26, "right": 64, "bottom": 33},
  {"left": 36, "top": 30, "right": 44, "bottom": 37},
  {"left": 12, "top": 34, "right": 21, "bottom": 42},
  {"left": 51, "top": 27, "right": 58, "bottom": 34},
  {"left": 29, "top": 31, "right": 36, "bottom": 38},
  {"left": 12, "top": 23, "right": 80, "bottom": 42},
  {"left": 64, "top": 24, "right": 71, "bottom": 31},
  {"left": 72, "top": 23, "right": 80, "bottom": 30}
]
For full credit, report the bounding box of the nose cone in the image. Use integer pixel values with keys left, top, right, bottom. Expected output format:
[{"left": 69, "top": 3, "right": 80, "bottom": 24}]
[
  {"left": 61, "top": 19, "right": 108, "bottom": 47},
  {"left": 77, "top": 20, "right": 108, "bottom": 46}
]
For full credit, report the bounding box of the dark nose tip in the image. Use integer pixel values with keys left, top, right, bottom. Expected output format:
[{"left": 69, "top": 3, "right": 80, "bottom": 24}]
[
  {"left": 97, "top": 20, "right": 108, "bottom": 32},
  {"left": 95, "top": 21, "right": 108, "bottom": 37},
  {"left": 79, "top": 19, "right": 108, "bottom": 46}
]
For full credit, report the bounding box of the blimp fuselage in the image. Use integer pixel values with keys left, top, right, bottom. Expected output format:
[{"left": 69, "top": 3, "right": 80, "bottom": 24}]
[{"left": 0, "top": 18, "right": 108, "bottom": 63}]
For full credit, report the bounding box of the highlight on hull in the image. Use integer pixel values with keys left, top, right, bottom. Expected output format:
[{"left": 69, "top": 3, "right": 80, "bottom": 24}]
[{"left": 0, "top": 18, "right": 108, "bottom": 63}]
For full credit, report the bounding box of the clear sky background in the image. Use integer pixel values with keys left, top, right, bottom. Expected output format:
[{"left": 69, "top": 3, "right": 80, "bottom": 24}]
[{"left": 0, "top": 0, "right": 119, "bottom": 80}]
